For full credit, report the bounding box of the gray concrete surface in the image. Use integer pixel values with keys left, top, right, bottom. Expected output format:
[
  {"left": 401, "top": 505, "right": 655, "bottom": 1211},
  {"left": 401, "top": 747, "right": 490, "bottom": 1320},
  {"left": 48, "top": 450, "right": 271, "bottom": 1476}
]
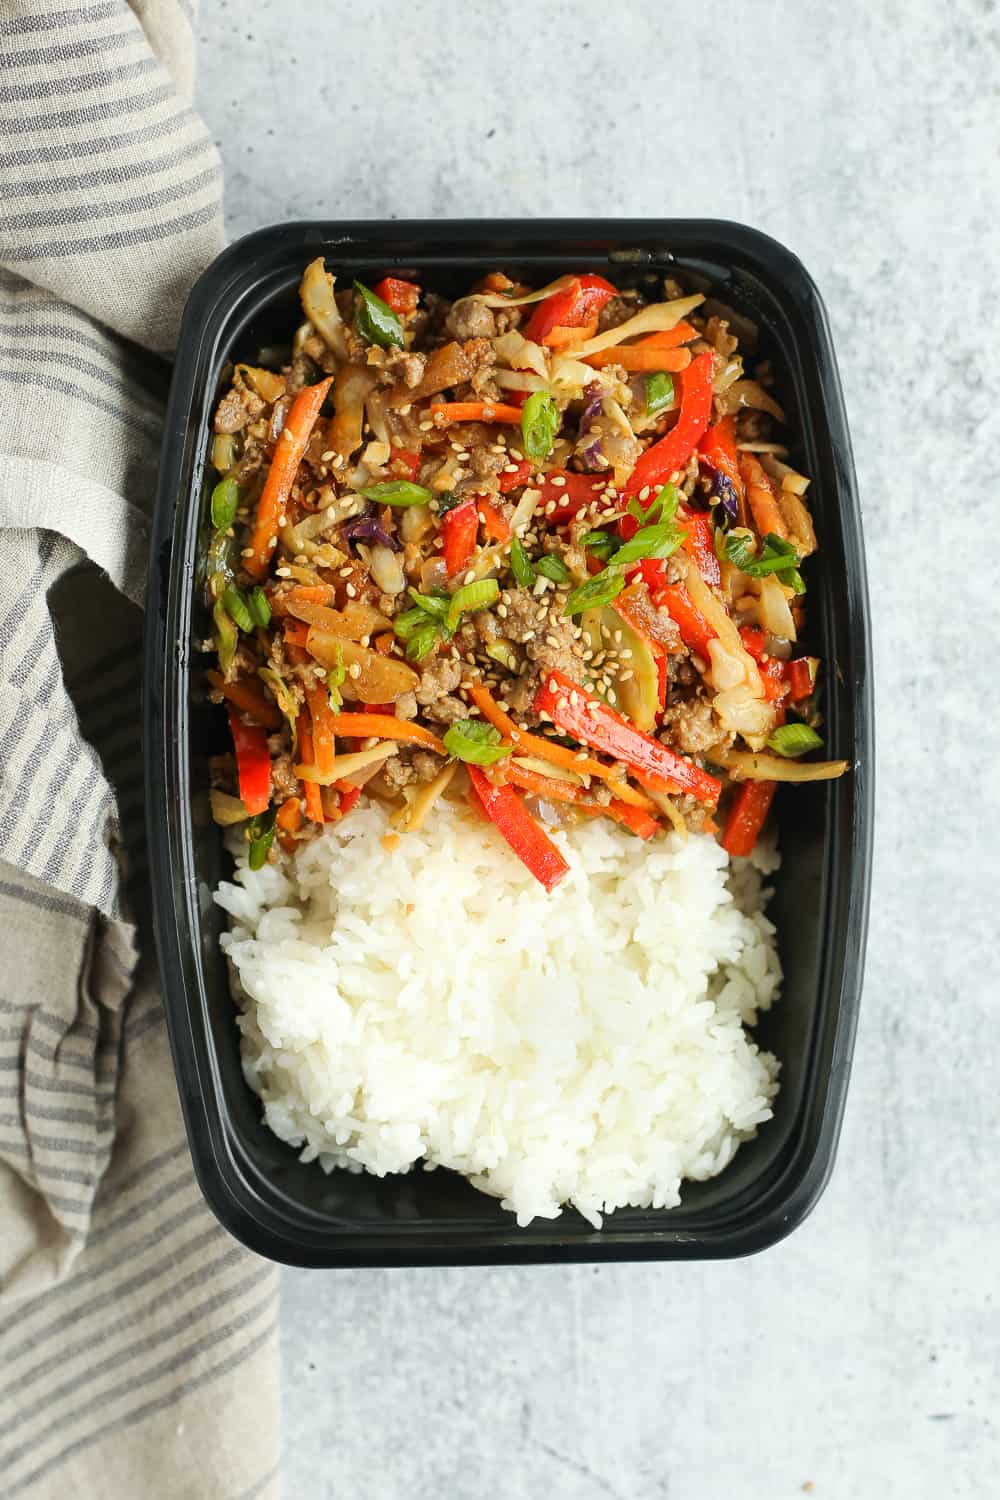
[{"left": 197, "top": 2, "right": 1000, "bottom": 1495}]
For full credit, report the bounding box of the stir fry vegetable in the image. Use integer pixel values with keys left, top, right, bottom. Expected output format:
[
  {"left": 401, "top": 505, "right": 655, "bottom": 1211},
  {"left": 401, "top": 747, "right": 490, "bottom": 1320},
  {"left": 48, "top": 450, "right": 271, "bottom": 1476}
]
[{"left": 203, "top": 260, "right": 848, "bottom": 881}]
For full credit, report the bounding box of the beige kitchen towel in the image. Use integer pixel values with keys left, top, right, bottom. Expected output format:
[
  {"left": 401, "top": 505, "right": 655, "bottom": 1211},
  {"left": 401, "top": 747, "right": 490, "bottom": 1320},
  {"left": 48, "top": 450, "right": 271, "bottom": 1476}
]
[{"left": 0, "top": 3, "right": 281, "bottom": 1497}]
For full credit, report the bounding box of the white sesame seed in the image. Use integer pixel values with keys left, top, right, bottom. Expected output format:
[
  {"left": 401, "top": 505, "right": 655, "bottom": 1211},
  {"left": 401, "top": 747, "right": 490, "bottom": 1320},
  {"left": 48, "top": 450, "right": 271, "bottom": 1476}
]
[
  {"left": 338, "top": 566, "right": 353, "bottom": 578},
  {"left": 360, "top": 634, "right": 371, "bottom": 648},
  {"left": 569, "top": 689, "right": 579, "bottom": 706},
  {"left": 548, "top": 676, "right": 558, "bottom": 692},
  {"left": 497, "top": 604, "right": 508, "bottom": 618},
  {"left": 240, "top": 547, "right": 254, "bottom": 558},
  {"left": 418, "top": 420, "right": 434, "bottom": 432},
  {"left": 345, "top": 583, "right": 357, "bottom": 598},
  {"left": 275, "top": 566, "right": 291, "bottom": 578},
  {"left": 550, "top": 475, "right": 566, "bottom": 487},
  {"left": 320, "top": 450, "right": 334, "bottom": 461},
  {"left": 463, "top": 569, "right": 476, "bottom": 585},
  {"left": 544, "top": 500, "right": 557, "bottom": 516},
  {"left": 348, "top": 662, "right": 362, "bottom": 679}
]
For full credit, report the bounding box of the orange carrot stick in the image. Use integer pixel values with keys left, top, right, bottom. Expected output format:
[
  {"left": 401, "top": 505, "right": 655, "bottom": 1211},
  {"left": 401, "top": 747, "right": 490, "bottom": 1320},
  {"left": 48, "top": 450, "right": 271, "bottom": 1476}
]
[
  {"left": 739, "top": 453, "right": 787, "bottom": 540},
  {"left": 429, "top": 401, "right": 525, "bottom": 426},
  {"left": 326, "top": 713, "right": 446, "bottom": 755},
  {"left": 305, "top": 683, "right": 337, "bottom": 775},
  {"left": 246, "top": 377, "right": 333, "bottom": 579},
  {"left": 504, "top": 763, "right": 587, "bottom": 803},
  {"left": 295, "top": 714, "right": 325, "bottom": 823}
]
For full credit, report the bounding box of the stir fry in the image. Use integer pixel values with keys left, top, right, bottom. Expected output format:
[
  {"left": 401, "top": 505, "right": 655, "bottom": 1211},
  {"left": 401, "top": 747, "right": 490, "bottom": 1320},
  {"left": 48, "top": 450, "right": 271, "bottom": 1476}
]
[{"left": 204, "top": 262, "right": 848, "bottom": 889}]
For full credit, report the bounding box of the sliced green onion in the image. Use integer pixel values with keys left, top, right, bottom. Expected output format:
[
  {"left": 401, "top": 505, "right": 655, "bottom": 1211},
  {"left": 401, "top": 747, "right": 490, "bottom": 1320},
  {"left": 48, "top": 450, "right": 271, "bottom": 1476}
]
[
  {"left": 212, "top": 597, "right": 238, "bottom": 674},
  {"left": 446, "top": 577, "right": 499, "bottom": 631},
  {"left": 405, "top": 623, "right": 440, "bottom": 661},
  {"left": 629, "top": 483, "right": 680, "bottom": 527},
  {"left": 359, "top": 480, "right": 435, "bottom": 507},
  {"left": 258, "top": 667, "right": 299, "bottom": 749},
  {"left": 223, "top": 584, "right": 254, "bottom": 633},
  {"left": 613, "top": 522, "right": 687, "bottom": 569},
  {"left": 766, "top": 723, "right": 824, "bottom": 758},
  {"left": 534, "top": 554, "right": 570, "bottom": 584},
  {"left": 725, "top": 529, "right": 804, "bottom": 585},
  {"left": 246, "top": 586, "right": 271, "bottom": 628},
  {"left": 435, "top": 490, "right": 463, "bottom": 514},
  {"left": 211, "top": 434, "right": 239, "bottom": 475},
  {"left": 327, "top": 644, "right": 346, "bottom": 711},
  {"left": 564, "top": 570, "right": 626, "bottom": 616},
  {"left": 393, "top": 606, "right": 428, "bottom": 642},
  {"left": 247, "top": 807, "right": 276, "bottom": 870},
  {"left": 509, "top": 536, "right": 535, "bottom": 588},
  {"left": 353, "top": 280, "right": 404, "bottom": 349},
  {"left": 578, "top": 529, "right": 618, "bottom": 561},
  {"left": 485, "top": 640, "right": 518, "bottom": 671},
  {"left": 644, "top": 371, "right": 674, "bottom": 415},
  {"left": 210, "top": 475, "right": 240, "bottom": 532},
  {"left": 207, "top": 529, "right": 237, "bottom": 584},
  {"left": 443, "top": 719, "right": 513, "bottom": 766},
  {"left": 407, "top": 586, "right": 450, "bottom": 620},
  {"left": 520, "top": 391, "right": 558, "bottom": 462}
]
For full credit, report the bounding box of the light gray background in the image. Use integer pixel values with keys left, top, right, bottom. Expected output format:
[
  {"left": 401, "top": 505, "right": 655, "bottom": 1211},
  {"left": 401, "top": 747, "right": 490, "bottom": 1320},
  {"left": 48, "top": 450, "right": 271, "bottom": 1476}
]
[{"left": 197, "top": 3, "right": 999, "bottom": 1496}]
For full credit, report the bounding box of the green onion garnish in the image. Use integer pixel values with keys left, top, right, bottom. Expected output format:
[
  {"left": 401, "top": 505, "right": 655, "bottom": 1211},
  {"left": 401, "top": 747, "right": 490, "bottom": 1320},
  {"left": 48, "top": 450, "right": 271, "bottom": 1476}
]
[
  {"left": 353, "top": 280, "right": 404, "bottom": 349},
  {"left": 725, "top": 530, "right": 805, "bottom": 592},
  {"left": 210, "top": 475, "right": 240, "bottom": 532},
  {"left": 327, "top": 644, "right": 346, "bottom": 711},
  {"left": 534, "top": 554, "right": 570, "bottom": 584},
  {"left": 578, "top": 529, "right": 617, "bottom": 561},
  {"left": 246, "top": 586, "right": 271, "bottom": 628},
  {"left": 612, "top": 521, "right": 687, "bottom": 569},
  {"left": 443, "top": 719, "right": 513, "bottom": 766},
  {"left": 212, "top": 597, "right": 238, "bottom": 674},
  {"left": 223, "top": 584, "right": 254, "bottom": 633},
  {"left": 247, "top": 807, "right": 276, "bottom": 870},
  {"left": 766, "top": 723, "right": 824, "bottom": 758},
  {"left": 446, "top": 578, "right": 500, "bottom": 631},
  {"left": 405, "top": 623, "right": 440, "bottom": 661},
  {"left": 407, "top": 587, "right": 450, "bottom": 620},
  {"left": 509, "top": 537, "right": 535, "bottom": 588},
  {"left": 564, "top": 570, "right": 626, "bottom": 616},
  {"left": 644, "top": 372, "right": 674, "bottom": 416},
  {"left": 520, "top": 391, "right": 558, "bottom": 463},
  {"left": 359, "top": 480, "right": 435, "bottom": 507}
]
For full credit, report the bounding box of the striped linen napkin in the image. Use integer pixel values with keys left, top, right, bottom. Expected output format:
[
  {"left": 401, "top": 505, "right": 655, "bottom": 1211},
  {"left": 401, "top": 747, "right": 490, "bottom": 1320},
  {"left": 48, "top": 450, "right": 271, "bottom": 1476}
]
[{"left": 0, "top": 3, "right": 280, "bottom": 1496}]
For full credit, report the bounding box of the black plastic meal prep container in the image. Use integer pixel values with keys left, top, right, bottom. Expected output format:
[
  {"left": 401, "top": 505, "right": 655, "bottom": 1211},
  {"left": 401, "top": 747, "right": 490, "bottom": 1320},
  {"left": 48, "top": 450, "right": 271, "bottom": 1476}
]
[{"left": 144, "top": 219, "right": 873, "bottom": 1266}]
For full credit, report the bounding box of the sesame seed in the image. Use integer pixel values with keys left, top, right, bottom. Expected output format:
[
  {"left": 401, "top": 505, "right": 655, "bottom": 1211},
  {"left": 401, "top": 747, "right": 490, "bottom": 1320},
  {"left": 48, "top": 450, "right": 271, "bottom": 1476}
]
[
  {"left": 497, "top": 604, "right": 508, "bottom": 618},
  {"left": 277, "top": 514, "right": 287, "bottom": 526},
  {"left": 339, "top": 566, "right": 353, "bottom": 578},
  {"left": 569, "top": 690, "right": 580, "bottom": 706},
  {"left": 360, "top": 634, "right": 371, "bottom": 648},
  {"left": 509, "top": 448, "right": 524, "bottom": 461},
  {"left": 275, "top": 566, "right": 291, "bottom": 578},
  {"left": 348, "top": 662, "right": 362, "bottom": 679},
  {"left": 345, "top": 583, "right": 357, "bottom": 598},
  {"left": 399, "top": 404, "right": 412, "bottom": 416},
  {"left": 544, "top": 500, "right": 557, "bottom": 515},
  {"left": 268, "top": 536, "right": 277, "bottom": 549},
  {"left": 548, "top": 676, "right": 558, "bottom": 692},
  {"left": 463, "top": 569, "right": 476, "bottom": 585},
  {"left": 418, "top": 420, "right": 434, "bottom": 432},
  {"left": 502, "top": 463, "right": 519, "bottom": 475},
  {"left": 619, "top": 669, "right": 634, "bottom": 682},
  {"left": 550, "top": 475, "right": 566, "bottom": 487},
  {"left": 538, "top": 709, "right": 552, "bottom": 723},
  {"left": 320, "top": 450, "right": 334, "bottom": 461},
  {"left": 465, "top": 652, "right": 477, "bottom": 664},
  {"left": 620, "top": 648, "right": 633, "bottom": 660},
  {"left": 241, "top": 547, "right": 254, "bottom": 558},
  {"left": 544, "top": 634, "right": 559, "bottom": 649}
]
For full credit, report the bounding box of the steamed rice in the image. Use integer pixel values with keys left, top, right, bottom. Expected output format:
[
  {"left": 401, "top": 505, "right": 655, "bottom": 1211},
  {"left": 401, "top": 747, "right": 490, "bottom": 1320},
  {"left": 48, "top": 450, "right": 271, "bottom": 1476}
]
[{"left": 216, "top": 800, "right": 782, "bottom": 1227}]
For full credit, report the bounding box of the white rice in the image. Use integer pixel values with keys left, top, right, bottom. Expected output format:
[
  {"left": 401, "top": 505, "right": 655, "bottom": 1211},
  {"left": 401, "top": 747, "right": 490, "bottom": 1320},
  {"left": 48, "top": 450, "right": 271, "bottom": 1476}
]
[{"left": 216, "top": 799, "right": 782, "bottom": 1227}]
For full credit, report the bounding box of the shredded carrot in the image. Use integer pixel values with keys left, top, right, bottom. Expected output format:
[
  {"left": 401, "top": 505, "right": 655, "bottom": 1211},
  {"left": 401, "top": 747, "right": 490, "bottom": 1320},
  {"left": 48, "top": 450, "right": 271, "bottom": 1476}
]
[
  {"left": 205, "top": 670, "right": 281, "bottom": 730},
  {"left": 295, "top": 714, "right": 325, "bottom": 823},
  {"left": 739, "top": 453, "right": 787, "bottom": 540},
  {"left": 543, "top": 319, "right": 598, "bottom": 349},
  {"left": 246, "top": 377, "right": 333, "bottom": 579},
  {"left": 584, "top": 322, "right": 697, "bottom": 371},
  {"left": 268, "top": 583, "right": 336, "bottom": 617},
  {"left": 305, "top": 683, "right": 337, "bottom": 774},
  {"left": 466, "top": 682, "right": 654, "bottom": 810},
  {"left": 276, "top": 797, "right": 302, "bottom": 832},
  {"left": 372, "top": 631, "right": 396, "bottom": 656},
  {"left": 429, "top": 401, "right": 525, "bottom": 426},
  {"left": 326, "top": 713, "right": 446, "bottom": 755},
  {"left": 283, "top": 619, "right": 311, "bottom": 650},
  {"left": 505, "top": 763, "right": 586, "bottom": 804}
]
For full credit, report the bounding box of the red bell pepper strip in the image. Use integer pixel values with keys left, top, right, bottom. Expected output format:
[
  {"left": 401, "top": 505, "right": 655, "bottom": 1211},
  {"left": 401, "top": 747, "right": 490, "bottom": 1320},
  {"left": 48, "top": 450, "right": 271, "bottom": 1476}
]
[
  {"left": 498, "top": 458, "right": 533, "bottom": 492},
  {"left": 786, "top": 657, "right": 818, "bottom": 702},
  {"left": 656, "top": 584, "right": 718, "bottom": 660},
  {"left": 466, "top": 765, "right": 570, "bottom": 892},
  {"left": 759, "top": 658, "right": 789, "bottom": 703},
  {"left": 622, "top": 351, "right": 715, "bottom": 500},
  {"left": 336, "top": 782, "right": 362, "bottom": 817},
  {"left": 738, "top": 626, "right": 766, "bottom": 661},
  {"left": 441, "top": 498, "right": 479, "bottom": 575},
  {"left": 372, "top": 276, "right": 420, "bottom": 315},
  {"left": 390, "top": 446, "right": 421, "bottom": 480},
  {"left": 533, "top": 669, "right": 721, "bottom": 807},
  {"left": 228, "top": 709, "right": 270, "bottom": 816},
  {"left": 523, "top": 274, "right": 617, "bottom": 344},
  {"left": 503, "top": 389, "right": 529, "bottom": 409},
  {"left": 697, "top": 414, "right": 745, "bottom": 499},
  {"left": 537, "top": 470, "right": 609, "bottom": 523},
  {"left": 680, "top": 511, "right": 721, "bottom": 586},
  {"left": 246, "top": 377, "right": 333, "bottom": 579},
  {"left": 721, "top": 780, "right": 777, "bottom": 857},
  {"left": 477, "top": 498, "right": 511, "bottom": 543}
]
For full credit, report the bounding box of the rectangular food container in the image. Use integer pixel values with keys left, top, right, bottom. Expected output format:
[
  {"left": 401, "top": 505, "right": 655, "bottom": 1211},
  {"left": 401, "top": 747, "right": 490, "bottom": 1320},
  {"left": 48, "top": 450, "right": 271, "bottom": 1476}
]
[{"left": 144, "top": 219, "right": 873, "bottom": 1266}]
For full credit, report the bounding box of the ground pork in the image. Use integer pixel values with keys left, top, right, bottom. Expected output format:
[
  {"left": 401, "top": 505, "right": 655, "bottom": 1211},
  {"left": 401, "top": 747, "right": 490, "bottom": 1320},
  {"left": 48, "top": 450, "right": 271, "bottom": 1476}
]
[
  {"left": 446, "top": 297, "right": 496, "bottom": 341},
  {"left": 415, "top": 655, "right": 462, "bottom": 706},
  {"left": 660, "top": 693, "right": 729, "bottom": 757},
  {"left": 214, "top": 383, "right": 265, "bottom": 434}
]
